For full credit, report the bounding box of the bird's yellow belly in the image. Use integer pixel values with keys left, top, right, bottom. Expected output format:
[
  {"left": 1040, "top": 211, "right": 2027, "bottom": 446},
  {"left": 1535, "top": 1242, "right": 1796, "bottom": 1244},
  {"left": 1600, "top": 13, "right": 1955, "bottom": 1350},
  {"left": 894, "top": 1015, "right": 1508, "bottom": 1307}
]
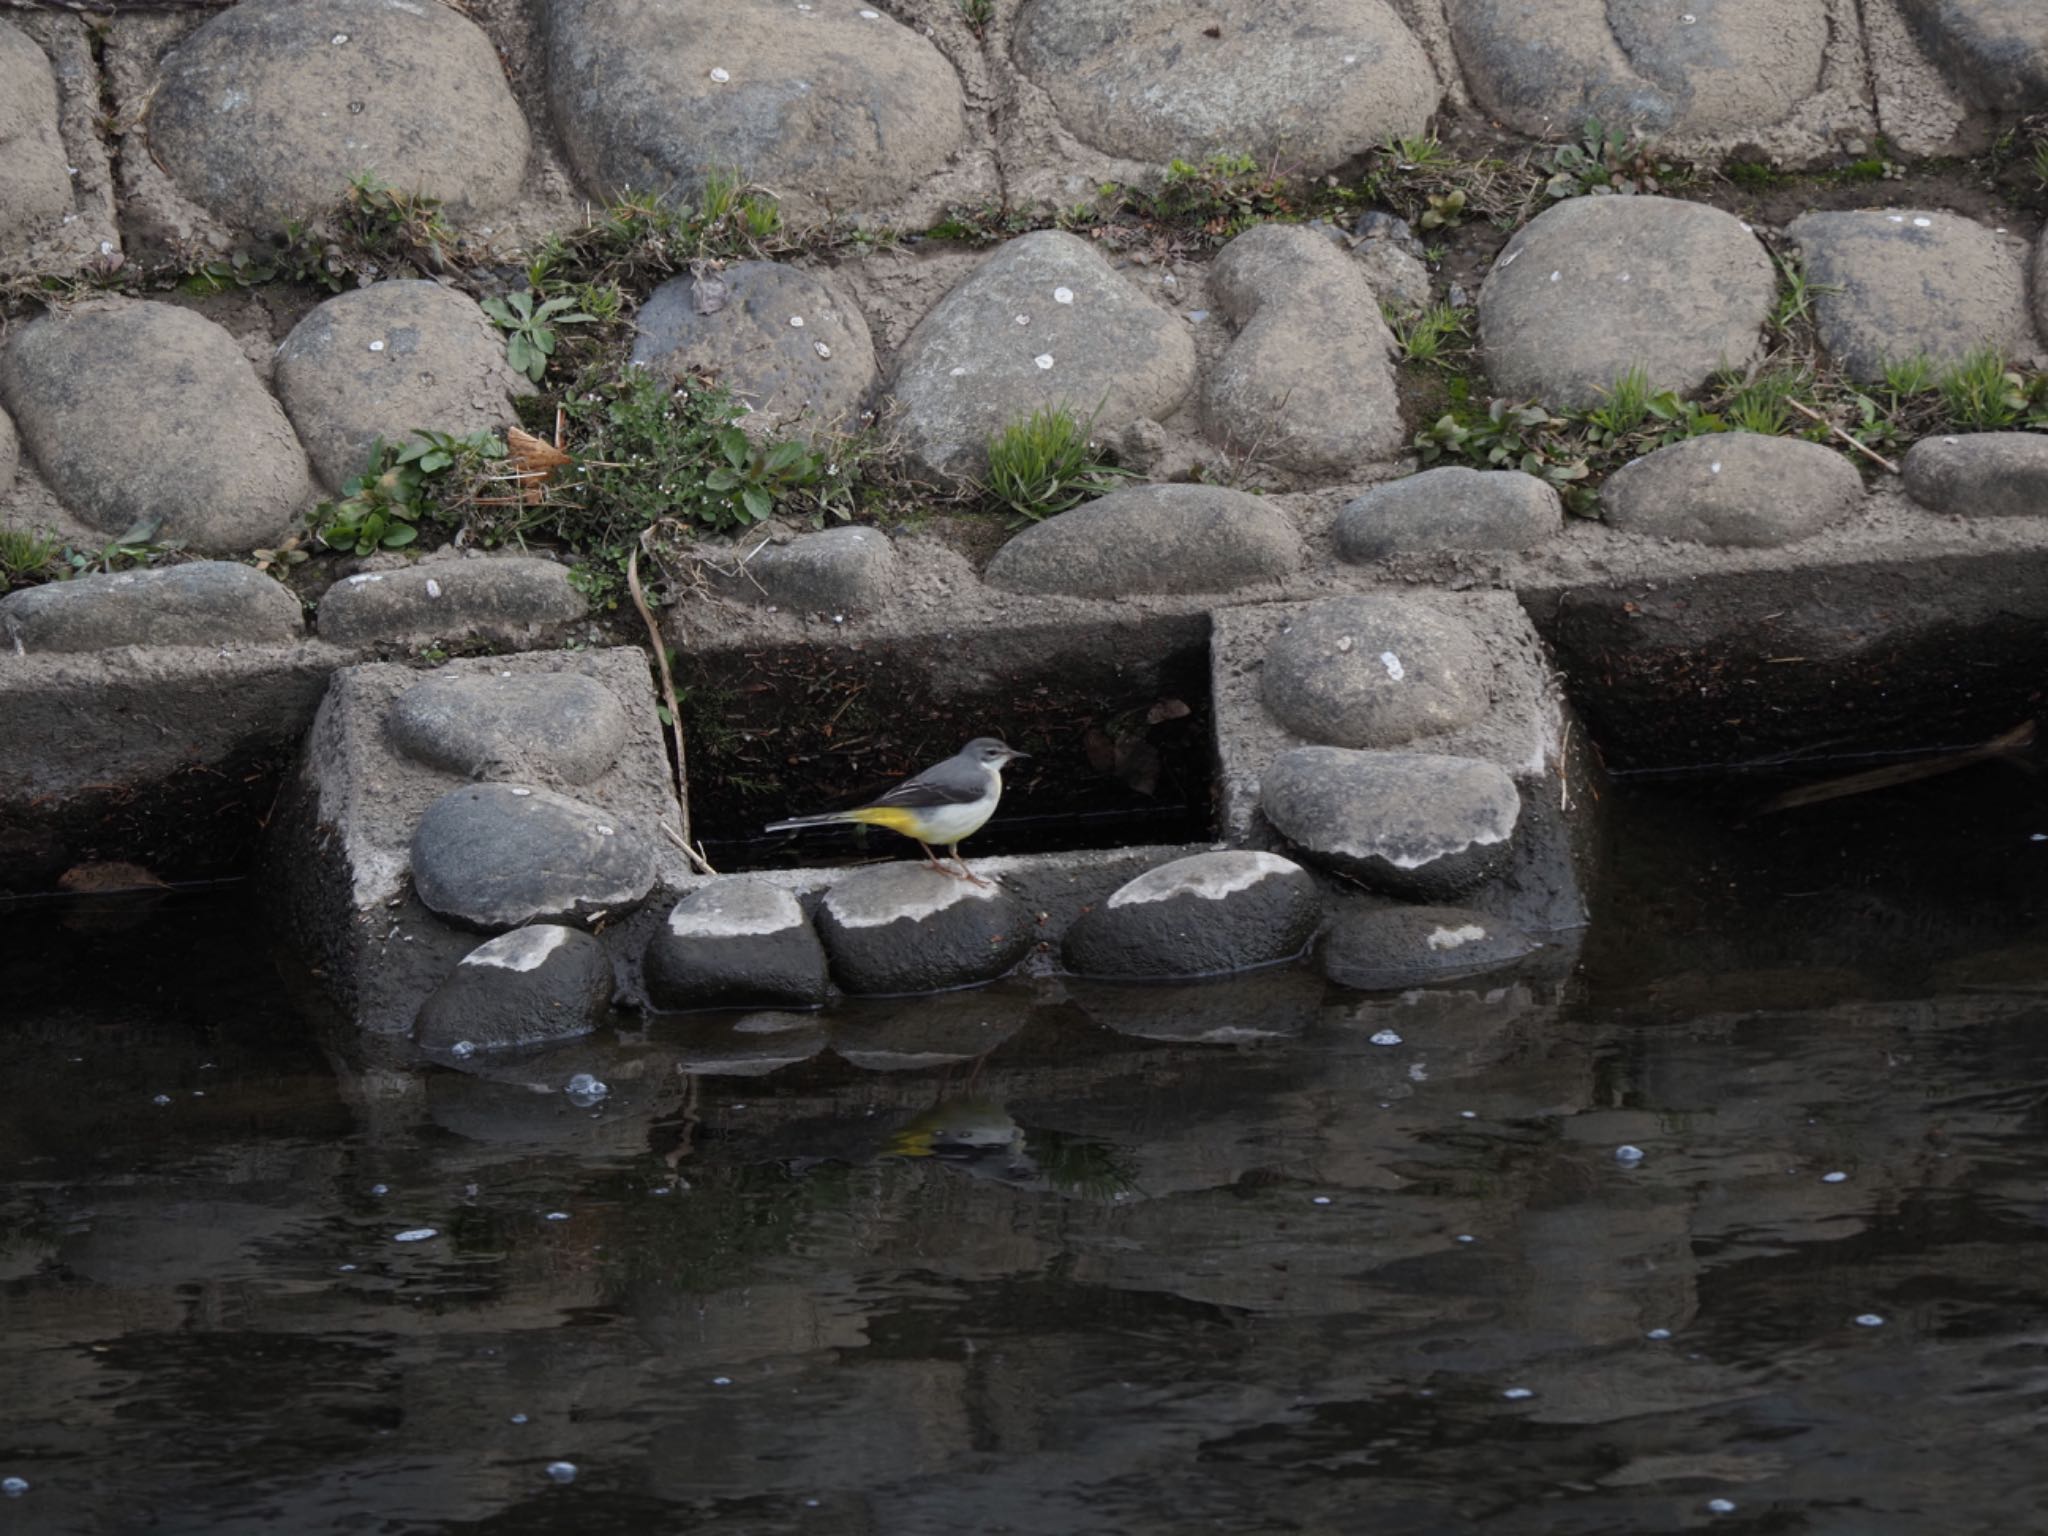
[{"left": 850, "top": 800, "right": 994, "bottom": 844}]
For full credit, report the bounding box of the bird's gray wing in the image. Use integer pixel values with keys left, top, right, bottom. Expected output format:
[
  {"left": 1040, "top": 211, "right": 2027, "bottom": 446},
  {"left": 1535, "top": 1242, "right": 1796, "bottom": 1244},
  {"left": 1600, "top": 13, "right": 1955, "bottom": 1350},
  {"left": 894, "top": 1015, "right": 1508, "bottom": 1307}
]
[{"left": 863, "top": 760, "right": 986, "bottom": 810}]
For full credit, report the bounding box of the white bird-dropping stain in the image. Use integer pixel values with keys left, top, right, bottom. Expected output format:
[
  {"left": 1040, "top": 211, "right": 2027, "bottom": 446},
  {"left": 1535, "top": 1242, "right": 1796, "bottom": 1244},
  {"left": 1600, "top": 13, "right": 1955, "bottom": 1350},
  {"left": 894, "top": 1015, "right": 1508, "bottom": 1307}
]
[
  {"left": 425, "top": 578, "right": 442, "bottom": 598},
  {"left": 1710, "top": 461, "right": 1722, "bottom": 474},
  {"left": 709, "top": 67, "right": 731, "bottom": 83},
  {"left": 949, "top": 365, "right": 967, "bottom": 376},
  {"left": 1106, "top": 851, "right": 1300, "bottom": 908},
  {"left": 789, "top": 315, "right": 804, "bottom": 327},
  {"left": 1034, "top": 354, "right": 1054, "bottom": 370},
  {"left": 368, "top": 339, "right": 386, "bottom": 352},
  {"left": 1426, "top": 923, "right": 1488, "bottom": 950},
  {"left": 462, "top": 925, "right": 572, "bottom": 973},
  {"left": 814, "top": 341, "right": 832, "bottom": 359},
  {"left": 1053, "top": 286, "right": 1074, "bottom": 304},
  {"left": 1379, "top": 650, "right": 1405, "bottom": 680},
  {"left": 1912, "top": 216, "right": 1932, "bottom": 227},
  {"left": 1014, "top": 313, "right": 1030, "bottom": 326}
]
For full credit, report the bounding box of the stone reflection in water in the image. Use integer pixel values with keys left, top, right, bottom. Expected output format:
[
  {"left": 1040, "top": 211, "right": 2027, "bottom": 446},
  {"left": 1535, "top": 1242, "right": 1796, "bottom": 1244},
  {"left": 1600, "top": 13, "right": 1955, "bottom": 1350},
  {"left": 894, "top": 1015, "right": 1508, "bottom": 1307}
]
[{"left": 11, "top": 835, "right": 2048, "bottom": 1532}]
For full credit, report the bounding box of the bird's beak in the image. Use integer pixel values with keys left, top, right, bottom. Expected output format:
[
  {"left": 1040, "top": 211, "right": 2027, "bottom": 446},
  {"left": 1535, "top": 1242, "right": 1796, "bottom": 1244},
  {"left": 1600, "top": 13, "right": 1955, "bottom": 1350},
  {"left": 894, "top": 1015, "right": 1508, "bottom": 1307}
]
[{"left": 1005, "top": 748, "right": 1029, "bottom": 761}]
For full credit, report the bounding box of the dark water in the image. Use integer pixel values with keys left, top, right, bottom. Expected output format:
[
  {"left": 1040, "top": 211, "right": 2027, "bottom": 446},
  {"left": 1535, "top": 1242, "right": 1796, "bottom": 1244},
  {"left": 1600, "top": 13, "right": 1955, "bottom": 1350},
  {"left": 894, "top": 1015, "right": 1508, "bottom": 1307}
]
[{"left": 6, "top": 769, "right": 2048, "bottom": 1535}]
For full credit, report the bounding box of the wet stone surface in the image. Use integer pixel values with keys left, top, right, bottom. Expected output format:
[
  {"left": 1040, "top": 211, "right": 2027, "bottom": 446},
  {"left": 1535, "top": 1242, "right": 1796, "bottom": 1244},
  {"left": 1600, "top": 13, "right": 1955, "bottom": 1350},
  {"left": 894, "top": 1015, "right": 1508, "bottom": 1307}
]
[
  {"left": 1201, "top": 223, "right": 1404, "bottom": 474},
  {"left": 1479, "top": 196, "right": 1775, "bottom": 410},
  {"left": 633, "top": 263, "right": 877, "bottom": 438},
  {"left": 1336, "top": 467, "right": 1563, "bottom": 562},
  {"left": 0, "top": 20, "right": 73, "bottom": 260},
  {"left": 1602, "top": 433, "right": 1865, "bottom": 548},
  {"left": 643, "top": 878, "right": 832, "bottom": 1012},
  {"left": 888, "top": 230, "right": 1197, "bottom": 488},
  {"left": 1450, "top": 0, "right": 1831, "bottom": 140},
  {"left": 314, "top": 557, "right": 585, "bottom": 646},
  {"left": 1012, "top": 0, "right": 1438, "bottom": 172},
  {"left": 983, "top": 483, "right": 1300, "bottom": 597},
  {"left": 386, "top": 672, "right": 629, "bottom": 787},
  {"left": 0, "top": 299, "right": 313, "bottom": 554},
  {"left": 1062, "top": 850, "right": 1321, "bottom": 980},
  {"left": 275, "top": 281, "right": 532, "bottom": 492},
  {"left": 815, "top": 863, "right": 1034, "bottom": 996},
  {"left": 149, "top": 0, "right": 529, "bottom": 231},
  {"left": 1261, "top": 595, "right": 1492, "bottom": 749},
  {"left": 409, "top": 783, "right": 658, "bottom": 931},
  {"left": 1903, "top": 433, "right": 2048, "bottom": 518},
  {"left": 1786, "top": 211, "right": 2035, "bottom": 385},
  {"left": 0, "top": 561, "right": 302, "bottom": 654},
  {"left": 1260, "top": 746, "right": 1522, "bottom": 898},
  {"left": 1320, "top": 904, "right": 1541, "bottom": 991},
  {"left": 413, "top": 925, "right": 615, "bottom": 1052},
  {"left": 546, "top": 0, "right": 967, "bottom": 221}
]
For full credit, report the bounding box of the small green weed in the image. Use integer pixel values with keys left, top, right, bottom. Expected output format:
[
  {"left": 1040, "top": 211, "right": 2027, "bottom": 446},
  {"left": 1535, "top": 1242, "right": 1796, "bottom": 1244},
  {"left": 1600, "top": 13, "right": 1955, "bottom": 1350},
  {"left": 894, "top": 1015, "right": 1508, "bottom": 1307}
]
[
  {"left": 1387, "top": 302, "right": 1469, "bottom": 367},
  {"left": 1418, "top": 188, "right": 1467, "bottom": 231},
  {"left": 1413, "top": 396, "right": 1592, "bottom": 505},
  {"left": 1937, "top": 347, "right": 2030, "bottom": 429},
  {"left": 315, "top": 430, "right": 507, "bottom": 555},
  {"left": 1767, "top": 250, "right": 1834, "bottom": 341},
  {"left": 704, "top": 426, "right": 836, "bottom": 524},
  {"left": 480, "top": 290, "right": 598, "bottom": 383},
  {"left": 982, "top": 405, "right": 1133, "bottom": 521},
  {"left": 1880, "top": 355, "right": 1936, "bottom": 401},
  {"left": 956, "top": 0, "right": 994, "bottom": 29},
  {"left": 1545, "top": 119, "right": 1675, "bottom": 198},
  {"left": 1144, "top": 152, "right": 1302, "bottom": 240},
  {"left": 0, "top": 525, "right": 60, "bottom": 590}
]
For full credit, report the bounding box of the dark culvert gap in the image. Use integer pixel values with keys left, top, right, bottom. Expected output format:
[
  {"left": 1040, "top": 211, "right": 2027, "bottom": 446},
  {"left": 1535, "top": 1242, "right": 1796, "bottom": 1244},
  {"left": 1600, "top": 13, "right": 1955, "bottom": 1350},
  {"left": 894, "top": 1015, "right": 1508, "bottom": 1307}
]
[{"left": 676, "top": 627, "right": 1219, "bottom": 871}]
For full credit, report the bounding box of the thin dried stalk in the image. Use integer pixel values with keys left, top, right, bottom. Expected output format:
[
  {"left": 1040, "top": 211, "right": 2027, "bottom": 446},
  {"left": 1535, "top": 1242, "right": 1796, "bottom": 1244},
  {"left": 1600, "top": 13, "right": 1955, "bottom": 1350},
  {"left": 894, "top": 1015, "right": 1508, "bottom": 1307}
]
[{"left": 628, "top": 547, "right": 715, "bottom": 875}]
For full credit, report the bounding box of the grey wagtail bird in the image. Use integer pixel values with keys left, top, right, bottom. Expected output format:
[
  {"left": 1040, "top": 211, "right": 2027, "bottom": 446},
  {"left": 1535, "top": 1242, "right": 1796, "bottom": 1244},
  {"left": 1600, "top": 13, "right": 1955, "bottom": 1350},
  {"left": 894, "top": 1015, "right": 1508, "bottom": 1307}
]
[{"left": 764, "top": 738, "right": 1026, "bottom": 886}]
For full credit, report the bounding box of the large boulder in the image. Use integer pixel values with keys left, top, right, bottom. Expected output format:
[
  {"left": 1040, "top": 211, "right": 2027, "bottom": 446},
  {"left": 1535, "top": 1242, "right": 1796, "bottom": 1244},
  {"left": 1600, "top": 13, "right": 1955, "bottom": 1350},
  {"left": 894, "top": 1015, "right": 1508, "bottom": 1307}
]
[
  {"left": 1260, "top": 746, "right": 1521, "bottom": 899},
  {"left": 1261, "top": 595, "right": 1492, "bottom": 748},
  {"left": 1201, "top": 223, "right": 1404, "bottom": 474},
  {"left": 1902, "top": 433, "right": 2048, "bottom": 518},
  {"left": 1601, "top": 433, "right": 1863, "bottom": 547},
  {"left": 0, "top": 299, "right": 313, "bottom": 554},
  {"left": 545, "top": 0, "right": 967, "bottom": 221},
  {"left": 0, "top": 21, "right": 73, "bottom": 260},
  {"left": 414, "top": 925, "right": 615, "bottom": 1052},
  {"left": 1897, "top": 0, "right": 2048, "bottom": 112},
  {"left": 1787, "top": 211, "right": 2033, "bottom": 385},
  {"left": 1450, "top": 0, "right": 1830, "bottom": 140},
  {"left": 633, "top": 263, "right": 877, "bottom": 438},
  {"left": 983, "top": 483, "right": 1300, "bottom": 596},
  {"left": 150, "top": 0, "right": 528, "bottom": 230},
  {"left": 410, "top": 783, "right": 658, "bottom": 931},
  {"left": 1478, "top": 197, "right": 1774, "bottom": 410},
  {"left": 642, "top": 878, "right": 832, "bottom": 1011},
  {"left": 1062, "top": 850, "right": 1321, "bottom": 979},
  {"left": 815, "top": 863, "right": 1034, "bottom": 995},
  {"left": 1337, "top": 467, "right": 1563, "bottom": 561},
  {"left": 275, "top": 281, "right": 531, "bottom": 492},
  {"left": 386, "top": 671, "right": 630, "bottom": 787},
  {"left": 887, "top": 231, "right": 1197, "bottom": 487},
  {"left": 1012, "top": 0, "right": 1438, "bottom": 171},
  {"left": 0, "top": 562, "right": 302, "bottom": 654}
]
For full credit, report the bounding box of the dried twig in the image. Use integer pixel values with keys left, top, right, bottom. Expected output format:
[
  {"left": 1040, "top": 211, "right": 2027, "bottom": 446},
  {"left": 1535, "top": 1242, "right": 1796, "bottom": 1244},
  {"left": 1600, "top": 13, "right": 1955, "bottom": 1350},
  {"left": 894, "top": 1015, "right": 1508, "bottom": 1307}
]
[
  {"left": 1786, "top": 397, "right": 1901, "bottom": 474},
  {"left": 628, "top": 546, "right": 715, "bottom": 875}
]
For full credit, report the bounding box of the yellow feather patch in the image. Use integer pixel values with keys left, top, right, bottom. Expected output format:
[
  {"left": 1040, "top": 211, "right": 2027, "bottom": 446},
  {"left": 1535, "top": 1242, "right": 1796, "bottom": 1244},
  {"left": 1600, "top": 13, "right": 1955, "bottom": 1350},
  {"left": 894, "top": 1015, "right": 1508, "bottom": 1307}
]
[{"left": 841, "top": 806, "right": 928, "bottom": 835}]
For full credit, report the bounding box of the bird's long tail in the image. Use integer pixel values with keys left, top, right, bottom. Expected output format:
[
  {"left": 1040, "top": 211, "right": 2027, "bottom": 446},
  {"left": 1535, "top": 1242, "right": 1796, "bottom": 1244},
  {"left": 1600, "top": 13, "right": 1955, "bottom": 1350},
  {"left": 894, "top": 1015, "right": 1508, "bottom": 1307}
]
[{"left": 763, "top": 811, "right": 858, "bottom": 833}]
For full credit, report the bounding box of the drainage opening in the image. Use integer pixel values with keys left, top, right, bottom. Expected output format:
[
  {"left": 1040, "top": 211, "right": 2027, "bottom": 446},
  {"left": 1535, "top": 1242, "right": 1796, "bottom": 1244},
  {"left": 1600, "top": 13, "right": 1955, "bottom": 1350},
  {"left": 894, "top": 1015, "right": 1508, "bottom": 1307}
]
[{"left": 678, "top": 625, "right": 1217, "bottom": 871}]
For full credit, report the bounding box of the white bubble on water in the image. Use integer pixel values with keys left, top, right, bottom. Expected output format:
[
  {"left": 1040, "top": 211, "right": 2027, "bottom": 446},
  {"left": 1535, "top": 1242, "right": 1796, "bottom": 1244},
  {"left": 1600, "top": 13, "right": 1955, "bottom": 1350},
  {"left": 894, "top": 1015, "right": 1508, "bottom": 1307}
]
[
  {"left": 1501, "top": 1387, "right": 1534, "bottom": 1400},
  {"left": 510, "top": 1412, "right": 529, "bottom": 1424},
  {"left": 2, "top": 1477, "right": 27, "bottom": 1497},
  {"left": 370, "top": 1184, "right": 389, "bottom": 1196},
  {"left": 1855, "top": 1313, "right": 1885, "bottom": 1327},
  {"left": 152, "top": 1094, "right": 171, "bottom": 1106},
  {"left": 1369, "top": 1029, "right": 1402, "bottom": 1046},
  {"left": 1614, "top": 1144, "right": 1645, "bottom": 1165},
  {"left": 565, "top": 1073, "right": 608, "bottom": 1105},
  {"left": 1311, "top": 1195, "right": 1332, "bottom": 1206},
  {"left": 1707, "top": 1499, "right": 1736, "bottom": 1514},
  {"left": 545, "top": 1211, "right": 571, "bottom": 1222},
  {"left": 1822, "top": 1170, "right": 1848, "bottom": 1183},
  {"left": 1456, "top": 1234, "right": 1475, "bottom": 1243},
  {"left": 712, "top": 1375, "right": 733, "bottom": 1386},
  {"left": 545, "top": 1461, "right": 577, "bottom": 1484},
  {"left": 393, "top": 1228, "right": 438, "bottom": 1243},
  {"left": 1646, "top": 1327, "right": 1672, "bottom": 1340}
]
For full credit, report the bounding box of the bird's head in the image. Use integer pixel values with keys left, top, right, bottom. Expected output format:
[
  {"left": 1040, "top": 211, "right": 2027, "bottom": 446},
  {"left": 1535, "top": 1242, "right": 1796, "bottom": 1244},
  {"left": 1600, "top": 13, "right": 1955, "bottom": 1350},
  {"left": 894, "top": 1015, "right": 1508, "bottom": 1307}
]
[{"left": 962, "top": 737, "right": 1027, "bottom": 769}]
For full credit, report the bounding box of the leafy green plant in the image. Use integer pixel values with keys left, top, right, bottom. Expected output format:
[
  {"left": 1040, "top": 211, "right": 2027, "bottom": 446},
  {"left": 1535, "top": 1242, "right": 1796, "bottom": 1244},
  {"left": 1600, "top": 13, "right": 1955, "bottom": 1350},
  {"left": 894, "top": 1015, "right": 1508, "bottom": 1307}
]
[
  {"left": 1880, "top": 355, "right": 1936, "bottom": 402},
  {"left": 1413, "top": 397, "right": 1591, "bottom": 502},
  {"left": 1767, "top": 250, "right": 1835, "bottom": 341},
  {"left": 480, "top": 289, "right": 597, "bottom": 382},
  {"left": 1386, "top": 302, "right": 1469, "bottom": 366},
  {"left": 1577, "top": 366, "right": 1724, "bottom": 452},
  {"left": 1936, "top": 348, "right": 2022, "bottom": 429},
  {"left": 0, "top": 525, "right": 60, "bottom": 591},
  {"left": 338, "top": 172, "right": 457, "bottom": 271},
  {"left": 1145, "top": 152, "right": 1301, "bottom": 239},
  {"left": 956, "top": 0, "right": 994, "bottom": 29},
  {"left": 982, "top": 405, "right": 1133, "bottom": 521},
  {"left": 1722, "top": 368, "right": 1811, "bottom": 436},
  {"left": 704, "top": 426, "right": 832, "bottom": 524},
  {"left": 315, "top": 430, "right": 507, "bottom": 555},
  {"left": 1418, "top": 187, "right": 1466, "bottom": 230},
  {"left": 1545, "top": 119, "right": 1675, "bottom": 199}
]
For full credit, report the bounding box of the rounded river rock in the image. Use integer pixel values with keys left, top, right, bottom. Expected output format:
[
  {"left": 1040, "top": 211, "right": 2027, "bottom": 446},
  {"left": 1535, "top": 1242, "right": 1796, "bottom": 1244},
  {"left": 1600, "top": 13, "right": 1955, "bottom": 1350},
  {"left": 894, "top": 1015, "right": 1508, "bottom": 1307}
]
[
  {"left": 1062, "top": 850, "right": 1321, "bottom": 979},
  {"left": 983, "top": 483, "right": 1300, "bottom": 597},
  {"left": 1260, "top": 746, "right": 1521, "bottom": 899},
  {"left": 411, "top": 783, "right": 657, "bottom": 931},
  {"left": 0, "top": 562, "right": 302, "bottom": 654},
  {"left": 816, "top": 863, "right": 1033, "bottom": 995},
  {"left": 1337, "top": 467, "right": 1563, "bottom": 561},
  {"left": 387, "top": 671, "right": 629, "bottom": 786},
  {"left": 1320, "top": 904, "right": 1540, "bottom": 991},
  {"left": 414, "top": 925, "right": 615, "bottom": 1052},
  {"left": 643, "top": 878, "right": 832, "bottom": 1011},
  {"left": 1262, "top": 596, "right": 1491, "bottom": 749},
  {"left": 1602, "top": 433, "right": 1862, "bottom": 548}
]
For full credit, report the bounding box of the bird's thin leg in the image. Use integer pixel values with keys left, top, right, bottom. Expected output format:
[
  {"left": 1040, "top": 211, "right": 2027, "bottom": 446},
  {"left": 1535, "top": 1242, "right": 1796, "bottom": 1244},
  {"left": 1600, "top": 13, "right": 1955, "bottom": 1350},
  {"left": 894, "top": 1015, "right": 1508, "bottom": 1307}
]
[
  {"left": 950, "top": 844, "right": 991, "bottom": 888},
  {"left": 917, "top": 839, "right": 965, "bottom": 879}
]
